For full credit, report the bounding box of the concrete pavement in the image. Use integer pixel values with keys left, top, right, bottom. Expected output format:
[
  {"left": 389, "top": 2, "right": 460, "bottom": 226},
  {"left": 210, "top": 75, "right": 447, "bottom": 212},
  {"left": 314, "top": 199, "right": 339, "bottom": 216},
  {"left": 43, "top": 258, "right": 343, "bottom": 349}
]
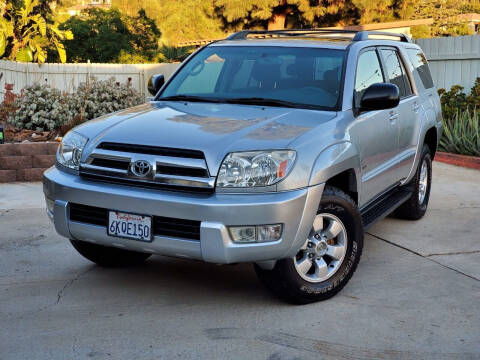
[{"left": 0, "top": 162, "right": 479, "bottom": 359}]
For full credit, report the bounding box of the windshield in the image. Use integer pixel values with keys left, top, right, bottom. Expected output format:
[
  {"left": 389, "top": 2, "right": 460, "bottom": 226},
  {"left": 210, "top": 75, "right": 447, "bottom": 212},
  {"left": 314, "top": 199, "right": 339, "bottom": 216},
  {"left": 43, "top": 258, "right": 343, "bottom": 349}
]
[{"left": 157, "top": 46, "right": 345, "bottom": 110}]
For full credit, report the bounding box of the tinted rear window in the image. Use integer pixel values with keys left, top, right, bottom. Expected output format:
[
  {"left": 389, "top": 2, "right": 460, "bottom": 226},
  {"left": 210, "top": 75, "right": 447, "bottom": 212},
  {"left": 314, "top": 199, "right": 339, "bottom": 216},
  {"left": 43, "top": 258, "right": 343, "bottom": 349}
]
[{"left": 407, "top": 49, "right": 434, "bottom": 89}]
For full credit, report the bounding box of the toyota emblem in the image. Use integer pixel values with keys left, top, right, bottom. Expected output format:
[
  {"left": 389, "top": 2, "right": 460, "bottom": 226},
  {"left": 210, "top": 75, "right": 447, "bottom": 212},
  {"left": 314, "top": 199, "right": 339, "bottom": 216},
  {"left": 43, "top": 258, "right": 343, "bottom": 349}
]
[{"left": 131, "top": 160, "right": 152, "bottom": 178}]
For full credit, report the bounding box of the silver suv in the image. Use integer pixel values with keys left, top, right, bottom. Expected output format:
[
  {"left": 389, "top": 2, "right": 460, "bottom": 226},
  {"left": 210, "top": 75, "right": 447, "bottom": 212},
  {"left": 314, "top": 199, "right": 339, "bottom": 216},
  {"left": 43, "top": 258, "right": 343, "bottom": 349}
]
[{"left": 43, "top": 29, "right": 443, "bottom": 304}]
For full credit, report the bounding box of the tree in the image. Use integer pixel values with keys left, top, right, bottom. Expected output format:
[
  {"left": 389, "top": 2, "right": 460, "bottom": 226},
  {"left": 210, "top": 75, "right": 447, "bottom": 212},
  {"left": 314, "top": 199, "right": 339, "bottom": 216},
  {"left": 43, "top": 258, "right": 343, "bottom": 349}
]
[
  {"left": 214, "top": 0, "right": 351, "bottom": 30},
  {"left": 128, "top": 9, "right": 161, "bottom": 54},
  {"left": 0, "top": 0, "right": 73, "bottom": 63},
  {"left": 111, "top": 0, "right": 225, "bottom": 45},
  {"left": 410, "top": 0, "right": 480, "bottom": 37},
  {"left": 60, "top": 8, "right": 160, "bottom": 63},
  {"left": 349, "top": 0, "right": 415, "bottom": 24}
]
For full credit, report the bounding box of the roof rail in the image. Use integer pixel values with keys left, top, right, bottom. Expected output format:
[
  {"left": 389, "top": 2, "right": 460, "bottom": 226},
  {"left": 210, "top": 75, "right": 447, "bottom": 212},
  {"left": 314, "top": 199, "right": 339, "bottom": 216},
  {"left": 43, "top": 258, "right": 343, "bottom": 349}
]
[
  {"left": 352, "top": 31, "right": 411, "bottom": 43},
  {"left": 226, "top": 29, "right": 411, "bottom": 43},
  {"left": 227, "top": 29, "right": 359, "bottom": 41}
]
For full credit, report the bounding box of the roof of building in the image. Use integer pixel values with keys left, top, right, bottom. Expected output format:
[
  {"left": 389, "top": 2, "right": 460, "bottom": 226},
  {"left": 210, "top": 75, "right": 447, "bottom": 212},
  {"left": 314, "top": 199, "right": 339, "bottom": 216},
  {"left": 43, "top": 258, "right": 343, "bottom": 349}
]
[{"left": 448, "top": 13, "right": 480, "bottom": 22}]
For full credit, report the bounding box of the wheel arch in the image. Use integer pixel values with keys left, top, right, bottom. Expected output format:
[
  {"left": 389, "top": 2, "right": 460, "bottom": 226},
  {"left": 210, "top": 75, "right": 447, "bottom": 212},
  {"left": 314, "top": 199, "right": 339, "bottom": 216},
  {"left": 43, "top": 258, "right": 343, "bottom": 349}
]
[
  {"left": 309, "top": 141, "right": 361, "bottom": 204},
  {"left": 424, "top": 127, "right": 438, "bottom": 159}
]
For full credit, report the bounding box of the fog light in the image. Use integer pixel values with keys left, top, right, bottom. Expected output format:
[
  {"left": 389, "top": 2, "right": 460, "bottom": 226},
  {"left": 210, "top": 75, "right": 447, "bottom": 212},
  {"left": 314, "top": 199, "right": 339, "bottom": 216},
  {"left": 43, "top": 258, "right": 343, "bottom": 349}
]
[
  {"left": 257, "top": 224, "right": 283, "bottom": 242},
  {"left": 45, "top": 197, "right": 55, "bottom": 214},
  {"left": 229, "top": 224, "right": 283, "bottom": 243},
  {"left": 229, "top": 226, "right": 256, "bottom": 243}
]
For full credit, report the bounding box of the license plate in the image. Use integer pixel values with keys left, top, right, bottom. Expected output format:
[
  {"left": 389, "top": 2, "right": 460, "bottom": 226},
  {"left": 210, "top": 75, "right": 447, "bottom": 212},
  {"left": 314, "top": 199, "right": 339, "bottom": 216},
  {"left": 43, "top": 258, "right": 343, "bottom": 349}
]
[{"left": 108, "top": 211, "right": 152, "bottom": 242}]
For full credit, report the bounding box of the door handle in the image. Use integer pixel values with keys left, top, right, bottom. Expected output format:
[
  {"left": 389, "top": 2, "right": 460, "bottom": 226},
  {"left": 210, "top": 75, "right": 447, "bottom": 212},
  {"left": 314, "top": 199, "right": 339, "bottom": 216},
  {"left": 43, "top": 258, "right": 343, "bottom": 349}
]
[{"left": 389, "top": 111, "right": 399, "bottom": 122}]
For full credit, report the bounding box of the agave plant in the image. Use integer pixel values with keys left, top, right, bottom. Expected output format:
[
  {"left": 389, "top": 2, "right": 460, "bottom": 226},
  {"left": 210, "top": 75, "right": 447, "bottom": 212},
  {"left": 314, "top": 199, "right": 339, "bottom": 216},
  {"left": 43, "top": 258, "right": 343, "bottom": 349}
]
[
  {"left": 0, "top": 0, "right": 73, "bottom": 63},
  {"left": 440, "top": 110, "right": 480, "bottom": 157}
]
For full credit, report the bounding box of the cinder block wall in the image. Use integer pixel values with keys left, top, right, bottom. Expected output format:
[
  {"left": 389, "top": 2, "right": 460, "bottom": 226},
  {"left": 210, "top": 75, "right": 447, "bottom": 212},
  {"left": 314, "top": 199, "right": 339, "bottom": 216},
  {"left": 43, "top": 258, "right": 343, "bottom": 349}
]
[{"left": 0, "top": 142, "right": 58, "bottom": 183}]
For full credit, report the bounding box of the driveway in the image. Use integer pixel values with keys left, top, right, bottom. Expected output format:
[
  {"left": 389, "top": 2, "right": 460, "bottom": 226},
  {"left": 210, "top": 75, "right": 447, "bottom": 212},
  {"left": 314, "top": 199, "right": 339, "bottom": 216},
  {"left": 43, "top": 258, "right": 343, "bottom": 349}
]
[{"left": 1, "top": 162, "right": 479, "bottom": 359}]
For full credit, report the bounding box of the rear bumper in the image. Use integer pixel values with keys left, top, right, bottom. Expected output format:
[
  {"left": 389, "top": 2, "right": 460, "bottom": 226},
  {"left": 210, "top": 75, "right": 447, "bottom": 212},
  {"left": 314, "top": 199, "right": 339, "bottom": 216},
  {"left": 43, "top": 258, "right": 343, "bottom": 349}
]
[{"left": 43, "top": 167, "right": 323, "bottom": 264}]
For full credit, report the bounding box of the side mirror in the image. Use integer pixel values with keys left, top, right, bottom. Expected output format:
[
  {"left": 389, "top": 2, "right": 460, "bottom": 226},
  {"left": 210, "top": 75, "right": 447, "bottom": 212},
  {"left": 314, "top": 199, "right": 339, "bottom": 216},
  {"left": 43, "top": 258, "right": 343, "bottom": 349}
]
[
  {"left": 148, "top": 74, "right": 165, "bottom": 96},
  {"left": 360, "top": 83, "right": 400, "bottom": 112}
]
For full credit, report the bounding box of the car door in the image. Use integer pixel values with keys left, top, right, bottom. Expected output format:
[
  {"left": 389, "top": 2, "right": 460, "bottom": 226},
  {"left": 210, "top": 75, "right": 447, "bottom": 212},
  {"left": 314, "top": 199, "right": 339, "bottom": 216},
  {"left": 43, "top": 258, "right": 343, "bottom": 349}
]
[
  {"left": 378, "top": 47, "right": 420, "bottom": 181},
  {"left": 350, "top": 48, "right": 399, "bottom": 205}
]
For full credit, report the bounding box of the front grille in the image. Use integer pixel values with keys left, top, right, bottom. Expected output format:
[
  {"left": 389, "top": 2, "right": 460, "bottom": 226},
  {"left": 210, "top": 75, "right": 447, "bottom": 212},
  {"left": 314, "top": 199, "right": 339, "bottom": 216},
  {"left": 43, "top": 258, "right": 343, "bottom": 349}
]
[
  {"left": 156, "top": 165, "right": 208, "bottom": 178},
  {"left": 80, "top": 172, "right": 214, "bottom": 194},
  {"left": 69, "top": 203, "right": 201, "bottom": 240},
  {"left": 80, "top": 142, "right": 215, "bottom": 194},
  {"left": 97, "top": 142, "right": 204, "bottom": 159},
  {"left": 70, "top": 203, "right": 107, "bottom": 226},
  {"left": 90, "top": 158, "right": 129, "bottom": 170}
]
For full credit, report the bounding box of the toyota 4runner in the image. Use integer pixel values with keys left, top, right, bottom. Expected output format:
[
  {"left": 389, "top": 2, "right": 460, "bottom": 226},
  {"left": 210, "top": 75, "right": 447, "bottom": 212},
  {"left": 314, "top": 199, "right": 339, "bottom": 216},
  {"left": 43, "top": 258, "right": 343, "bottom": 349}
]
[{"left": 43, "top": 29, "right": 443, "bottom": 304}]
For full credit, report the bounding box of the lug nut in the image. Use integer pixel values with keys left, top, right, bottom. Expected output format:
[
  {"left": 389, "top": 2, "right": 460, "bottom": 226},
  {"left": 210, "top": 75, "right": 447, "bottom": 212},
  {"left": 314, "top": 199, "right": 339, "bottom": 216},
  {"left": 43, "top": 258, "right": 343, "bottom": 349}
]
[
  {"left": 314, "top": 234, "right": 320, "bottom": 239},
  {"left": 309, "top": 253, "right": 314, "bottom": 258},
  {"left": 308, "top": 242, "right": 313, "bottom": 248}
]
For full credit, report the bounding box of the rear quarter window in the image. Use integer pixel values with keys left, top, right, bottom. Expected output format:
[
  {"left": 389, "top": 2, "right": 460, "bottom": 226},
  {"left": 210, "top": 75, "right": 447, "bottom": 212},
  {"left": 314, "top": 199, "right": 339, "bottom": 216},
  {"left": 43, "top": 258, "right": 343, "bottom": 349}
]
[{"left": 406, "top": 49, "right": 434, "bottom": 89}]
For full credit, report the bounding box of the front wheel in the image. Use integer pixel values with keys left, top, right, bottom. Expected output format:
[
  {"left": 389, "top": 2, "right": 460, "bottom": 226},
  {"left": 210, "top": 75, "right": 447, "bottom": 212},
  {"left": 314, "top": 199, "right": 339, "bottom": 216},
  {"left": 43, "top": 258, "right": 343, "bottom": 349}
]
[
  {"left": 255, "top": 186, "right": 363, "bottom": 304},
  {"left": 70, "top": 239, "right": 152, "bottom": 267}
]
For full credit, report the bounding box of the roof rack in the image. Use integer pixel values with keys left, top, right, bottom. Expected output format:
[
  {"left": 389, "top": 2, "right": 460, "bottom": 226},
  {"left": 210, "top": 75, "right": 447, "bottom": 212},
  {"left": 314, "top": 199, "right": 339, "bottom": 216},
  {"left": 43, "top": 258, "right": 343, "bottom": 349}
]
[{"left": 226, "top": 29, "right": 411, "bottom": 43}]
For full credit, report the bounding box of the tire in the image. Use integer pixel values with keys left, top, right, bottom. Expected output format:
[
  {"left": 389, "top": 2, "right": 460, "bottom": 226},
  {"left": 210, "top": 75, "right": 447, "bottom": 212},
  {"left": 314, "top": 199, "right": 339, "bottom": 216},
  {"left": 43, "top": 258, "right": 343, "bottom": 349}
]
[
  {"left": 394, "top": 144, "right": 432, "bottom": 220},
  {"left": 70, "top": 239, "right": 151, "bottom": 267},
  {"left": 255, "top": 186, "right": 363, "bottom": 304}
]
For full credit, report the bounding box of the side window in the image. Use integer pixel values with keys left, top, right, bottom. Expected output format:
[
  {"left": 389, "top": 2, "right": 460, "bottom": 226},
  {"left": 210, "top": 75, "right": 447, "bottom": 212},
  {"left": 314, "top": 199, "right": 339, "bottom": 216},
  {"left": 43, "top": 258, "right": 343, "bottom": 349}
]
[
  {"left": 354, "top": 50, "right": 384, "bottom": 107},
  {"left": 406, "top": 49, "right": 434, "bottom": 89},
  {"left": 380, "top": 48, "right": 412, "bottom": 98}
]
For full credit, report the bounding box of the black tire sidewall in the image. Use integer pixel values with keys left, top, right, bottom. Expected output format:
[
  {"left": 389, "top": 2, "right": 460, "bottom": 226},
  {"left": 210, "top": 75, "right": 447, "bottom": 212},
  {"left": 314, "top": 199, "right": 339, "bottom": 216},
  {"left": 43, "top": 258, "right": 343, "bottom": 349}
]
[
  {"left": 415, "top": 146, "right": 432, "bottom": 213},
  {"left": 276, "top": 187, "right": 363, "bottom": 301}
]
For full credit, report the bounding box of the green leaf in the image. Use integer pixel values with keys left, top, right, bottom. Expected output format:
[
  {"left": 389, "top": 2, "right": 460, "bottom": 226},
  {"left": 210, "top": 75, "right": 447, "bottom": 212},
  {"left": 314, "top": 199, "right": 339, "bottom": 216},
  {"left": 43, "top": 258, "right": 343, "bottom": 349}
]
[
  {"left": 15, "top": 47, "right": 34, "bottom": 62},
  {"left": 36, "top": 16, "right": 47, "bottom": 37},
  {"left": 64, "top": 30, "right": 74, "bottom": 40},
  {"left": 55, "top": 41, "right": 67, "bottom": 63},
  {"left": 35, "top": 49, "right": 46, "bottom": 64},
  {"left": 0, "top": 35, "right": 6, "bottom": 57}
]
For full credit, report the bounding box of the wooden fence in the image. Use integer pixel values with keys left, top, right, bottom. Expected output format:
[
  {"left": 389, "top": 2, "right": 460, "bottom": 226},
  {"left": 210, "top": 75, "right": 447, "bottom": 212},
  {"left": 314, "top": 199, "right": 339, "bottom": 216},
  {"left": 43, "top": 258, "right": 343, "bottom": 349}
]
[
  {"left": 415, "top": 35, "right": 480, "bottom": 93},
  {"left": 0, "top": 61, "right": 179, "bottom": 100}
]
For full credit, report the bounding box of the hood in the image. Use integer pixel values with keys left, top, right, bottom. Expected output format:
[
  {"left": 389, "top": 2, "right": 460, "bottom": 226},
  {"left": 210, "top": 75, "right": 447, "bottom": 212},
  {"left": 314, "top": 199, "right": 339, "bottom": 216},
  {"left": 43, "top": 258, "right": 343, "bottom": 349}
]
[{"left": 77, "top": 101, "right": 337, "bottom": 173}]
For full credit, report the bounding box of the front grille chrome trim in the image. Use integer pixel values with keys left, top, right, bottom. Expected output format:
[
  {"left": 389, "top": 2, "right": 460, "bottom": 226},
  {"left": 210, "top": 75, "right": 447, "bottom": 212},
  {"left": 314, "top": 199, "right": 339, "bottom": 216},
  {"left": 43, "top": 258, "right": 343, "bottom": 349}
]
[
  {"left": 81, "top": 163, "right": 129, "bottom": 175},
  {"left": 153, "top": 174, "right": 215, "bottom": 188}
]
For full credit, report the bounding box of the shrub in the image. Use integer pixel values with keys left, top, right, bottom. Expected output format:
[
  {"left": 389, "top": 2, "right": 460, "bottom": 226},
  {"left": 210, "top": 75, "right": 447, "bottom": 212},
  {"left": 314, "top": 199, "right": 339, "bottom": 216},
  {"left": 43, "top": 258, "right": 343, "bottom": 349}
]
[
  {"left": 439, "top": 110, "right": 480, "bottom": 157},
  {"left": 69, "top": 78, "right": 144, "bottom": 121},
  {"left": 438, "top": 85, "right": 469, "bottom": 121},
  {"left": 8, "top": 78, "right": 144, "bottom": 132},
  {"left": 438, "top": 78, "right": 480, "bottom": 121},
  {"left": 8, "top": 84, "right": 73, "bottom": 131}
]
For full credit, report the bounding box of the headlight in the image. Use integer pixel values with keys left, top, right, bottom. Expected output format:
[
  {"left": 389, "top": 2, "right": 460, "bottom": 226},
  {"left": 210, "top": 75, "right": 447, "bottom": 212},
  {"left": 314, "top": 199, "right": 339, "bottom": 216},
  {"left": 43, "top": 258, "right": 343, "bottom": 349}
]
[
  {"left": 57, "top": 131, "right": 88, "bottom": 171},
  {"left": 217, "top": 150, "right": 296, "bottom": 188}
]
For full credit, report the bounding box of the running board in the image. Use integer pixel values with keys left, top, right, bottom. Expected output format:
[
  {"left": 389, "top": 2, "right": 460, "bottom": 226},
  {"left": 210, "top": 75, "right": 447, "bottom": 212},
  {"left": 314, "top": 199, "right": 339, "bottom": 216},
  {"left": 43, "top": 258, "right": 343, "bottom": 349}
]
[{"left": 360, "top": 187, "right": 413, "bottom": 230}]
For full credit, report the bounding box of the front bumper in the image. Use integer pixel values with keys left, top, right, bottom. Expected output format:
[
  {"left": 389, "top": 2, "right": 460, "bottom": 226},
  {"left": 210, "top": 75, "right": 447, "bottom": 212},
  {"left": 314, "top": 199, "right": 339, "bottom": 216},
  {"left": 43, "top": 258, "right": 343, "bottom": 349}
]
[{"left": 43, "top": 167, "right": 324, "bottom": 264}]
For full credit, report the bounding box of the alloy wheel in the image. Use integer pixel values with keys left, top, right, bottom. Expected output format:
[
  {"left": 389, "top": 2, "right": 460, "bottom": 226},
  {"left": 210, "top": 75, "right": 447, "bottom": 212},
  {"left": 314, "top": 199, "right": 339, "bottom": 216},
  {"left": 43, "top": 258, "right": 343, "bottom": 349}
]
[{"left": 294, "top": 213, "right": 348, "bottom": 283}]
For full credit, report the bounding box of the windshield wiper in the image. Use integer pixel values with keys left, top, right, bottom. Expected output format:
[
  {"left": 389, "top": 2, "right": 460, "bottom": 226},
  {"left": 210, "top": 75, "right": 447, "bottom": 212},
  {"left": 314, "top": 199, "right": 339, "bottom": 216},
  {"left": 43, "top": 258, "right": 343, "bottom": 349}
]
[
  {"left": 225, "top": 97, "right": 301, "bottom": 108},
  {"left": 157, "top": 95, "right": 222, "bottom": 103}
]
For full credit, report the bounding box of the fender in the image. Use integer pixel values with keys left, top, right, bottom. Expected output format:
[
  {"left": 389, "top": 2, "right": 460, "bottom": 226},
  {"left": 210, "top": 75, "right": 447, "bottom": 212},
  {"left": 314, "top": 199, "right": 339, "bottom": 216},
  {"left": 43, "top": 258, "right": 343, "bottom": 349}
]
[{"left": 308, "top": 141, "right": 362, "bottom": 191}]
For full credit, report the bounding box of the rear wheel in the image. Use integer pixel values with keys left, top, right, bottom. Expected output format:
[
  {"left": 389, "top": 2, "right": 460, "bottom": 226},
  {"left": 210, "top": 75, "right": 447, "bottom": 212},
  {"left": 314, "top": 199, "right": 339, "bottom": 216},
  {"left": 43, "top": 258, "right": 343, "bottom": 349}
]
[
  {"left": 394, "top": 144, "right": 432, "bottom": 220},
  {"left": 255, "top": 186, "right": 363, "bottom": 304},
  {"left": 70, "top": 239, "right": 151, "bottom": 267}
]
